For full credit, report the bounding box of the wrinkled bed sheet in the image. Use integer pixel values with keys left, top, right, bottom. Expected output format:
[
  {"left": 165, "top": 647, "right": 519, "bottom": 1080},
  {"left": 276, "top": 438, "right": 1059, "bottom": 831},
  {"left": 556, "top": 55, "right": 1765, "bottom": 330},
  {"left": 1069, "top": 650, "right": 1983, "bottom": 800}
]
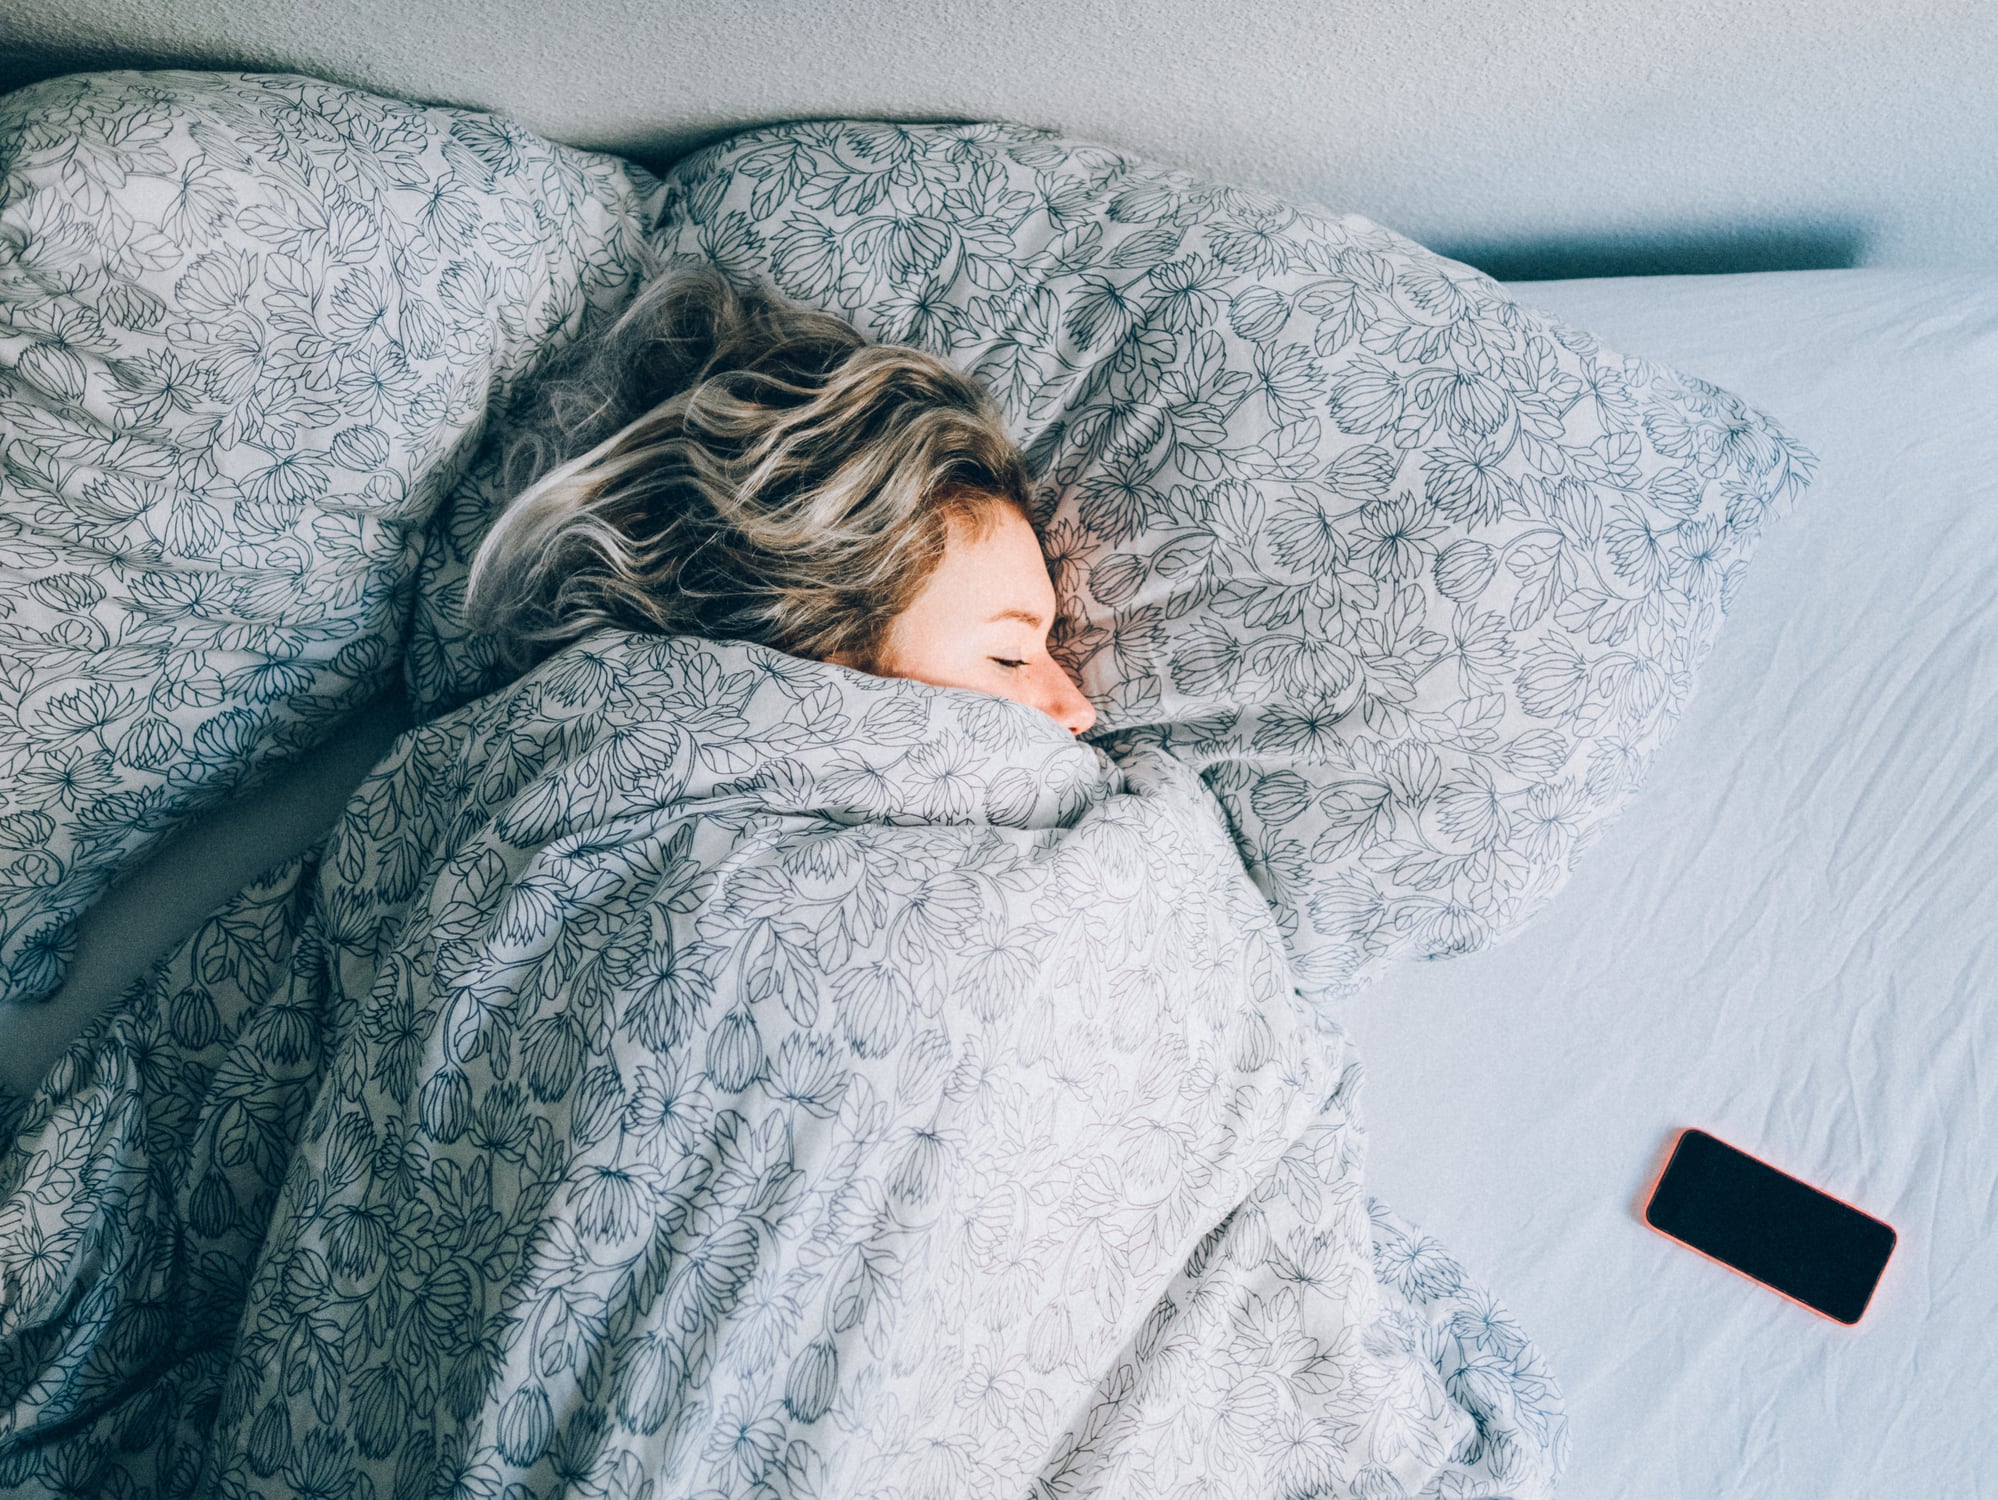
[
  {"left": 0, "top": 633, "right": 1564, "bottom": 1497},
  {"left": 1336, "top": 269, "right": 1998, "bottom": 1496}
]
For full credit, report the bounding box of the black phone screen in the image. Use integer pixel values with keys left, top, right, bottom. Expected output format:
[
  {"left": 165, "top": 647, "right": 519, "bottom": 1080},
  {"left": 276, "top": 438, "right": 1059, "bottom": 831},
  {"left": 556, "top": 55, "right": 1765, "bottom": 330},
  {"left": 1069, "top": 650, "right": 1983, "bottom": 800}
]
[{"left": 1643, "top": 1128, "right": 1895, "bottom": 1325}]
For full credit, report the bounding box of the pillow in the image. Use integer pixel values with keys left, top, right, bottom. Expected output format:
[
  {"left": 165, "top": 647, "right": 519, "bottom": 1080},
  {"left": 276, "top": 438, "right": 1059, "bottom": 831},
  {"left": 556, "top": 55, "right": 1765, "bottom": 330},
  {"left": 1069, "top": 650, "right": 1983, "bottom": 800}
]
[
  {"left": 624, "top": 122, "right": 1814, "bottom": 1002},
  {"left": 0, "top": 69, "right": 664, "bottom": 1004}
]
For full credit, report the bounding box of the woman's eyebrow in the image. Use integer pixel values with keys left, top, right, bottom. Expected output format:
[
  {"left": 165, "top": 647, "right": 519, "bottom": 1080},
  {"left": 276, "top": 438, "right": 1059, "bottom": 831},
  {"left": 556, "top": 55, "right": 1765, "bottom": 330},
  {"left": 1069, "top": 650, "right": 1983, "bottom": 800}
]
[{"left": 988, "top": 608, "right": 1047, "bottom": 628}]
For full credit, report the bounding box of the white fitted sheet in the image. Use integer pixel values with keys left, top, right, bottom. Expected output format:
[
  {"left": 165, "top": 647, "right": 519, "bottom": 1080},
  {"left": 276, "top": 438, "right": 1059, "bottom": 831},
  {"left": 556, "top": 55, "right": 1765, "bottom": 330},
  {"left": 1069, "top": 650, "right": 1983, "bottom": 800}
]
[
  {"left": 1337, "top": 269, "right": 1998, "bottom": 1495},
  {"left": 10, "top": 268, "right": 1996, "bottom": 1495}
]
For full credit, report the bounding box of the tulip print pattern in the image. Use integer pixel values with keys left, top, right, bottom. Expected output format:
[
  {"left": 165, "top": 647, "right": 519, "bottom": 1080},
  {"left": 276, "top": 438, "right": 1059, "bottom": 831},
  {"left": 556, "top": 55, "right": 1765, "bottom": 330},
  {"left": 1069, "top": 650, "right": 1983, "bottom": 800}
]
[
  {"left": 0, "top": 634, "right": 1565, "bottom": 1497},
  {"left": 567, "top": 120, "right": 1804, "bottom": 1005},
  {"left": 0, "top": 70, "right": 664, "bottom": 1003}
]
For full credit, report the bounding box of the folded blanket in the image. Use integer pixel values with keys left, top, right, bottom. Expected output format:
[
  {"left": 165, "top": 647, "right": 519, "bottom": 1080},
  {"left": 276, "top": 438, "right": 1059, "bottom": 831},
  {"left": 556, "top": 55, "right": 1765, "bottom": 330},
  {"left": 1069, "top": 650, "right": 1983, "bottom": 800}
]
[{"left": 0, "top": 633, "right": 1565, "bottom": 1497}]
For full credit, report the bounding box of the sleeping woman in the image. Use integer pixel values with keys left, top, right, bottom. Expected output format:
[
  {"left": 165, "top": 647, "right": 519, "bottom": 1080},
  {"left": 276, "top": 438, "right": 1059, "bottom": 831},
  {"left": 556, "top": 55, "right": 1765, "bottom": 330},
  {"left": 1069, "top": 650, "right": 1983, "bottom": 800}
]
[
  {"left": 0, "top": 264, "right": 1561, "bottom": 1500},
  {"left": 463, "top": 262, "right": 1094, "bottom": 737}
]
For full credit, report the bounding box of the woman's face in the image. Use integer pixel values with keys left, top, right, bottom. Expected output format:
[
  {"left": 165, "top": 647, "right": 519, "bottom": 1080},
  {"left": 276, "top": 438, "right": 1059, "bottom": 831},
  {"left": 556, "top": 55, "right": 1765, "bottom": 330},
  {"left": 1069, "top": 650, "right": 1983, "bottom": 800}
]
[{"left": 871, "top": 503, "right": 1097, "bottom": 736}]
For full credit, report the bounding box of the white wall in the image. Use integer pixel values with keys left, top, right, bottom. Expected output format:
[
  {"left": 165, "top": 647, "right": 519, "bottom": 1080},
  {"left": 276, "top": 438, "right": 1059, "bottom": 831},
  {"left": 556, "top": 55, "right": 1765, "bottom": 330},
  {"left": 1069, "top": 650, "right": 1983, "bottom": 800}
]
[{"left": 3, "top": 0, "right": 1992, "bottom": 275}]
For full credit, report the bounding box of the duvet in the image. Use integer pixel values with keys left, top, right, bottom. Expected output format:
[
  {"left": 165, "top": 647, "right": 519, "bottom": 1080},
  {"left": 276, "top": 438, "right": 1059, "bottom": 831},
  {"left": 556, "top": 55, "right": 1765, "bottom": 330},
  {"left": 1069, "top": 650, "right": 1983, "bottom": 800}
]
[{"left": 0, "top": 631, "right": 1565, "bottom": 1498}]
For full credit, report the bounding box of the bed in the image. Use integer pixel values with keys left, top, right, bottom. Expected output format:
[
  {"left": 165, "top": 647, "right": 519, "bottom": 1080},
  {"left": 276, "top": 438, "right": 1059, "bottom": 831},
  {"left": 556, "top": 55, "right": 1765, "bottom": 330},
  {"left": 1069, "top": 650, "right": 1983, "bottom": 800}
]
[
  {"left": 12, "top": 262, "right": 1991, "bottom": 1496},
  {"left": 1, "top": 69, "right": 1993, "bottom": 1496}
]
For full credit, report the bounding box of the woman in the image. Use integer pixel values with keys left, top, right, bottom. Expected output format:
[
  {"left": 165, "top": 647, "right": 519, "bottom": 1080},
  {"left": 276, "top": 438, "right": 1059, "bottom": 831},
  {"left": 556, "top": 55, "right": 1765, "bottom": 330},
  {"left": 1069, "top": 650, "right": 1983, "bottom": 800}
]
[{"left": 465, "top": 262, "right": 1095, "bottom": 737}]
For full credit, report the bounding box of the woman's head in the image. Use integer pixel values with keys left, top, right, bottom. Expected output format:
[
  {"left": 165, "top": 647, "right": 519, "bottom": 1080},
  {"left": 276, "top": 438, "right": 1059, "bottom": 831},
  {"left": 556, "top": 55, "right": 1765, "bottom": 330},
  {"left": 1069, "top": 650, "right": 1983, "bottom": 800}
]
[{"left": 466, "top": 262, "right": 1093, "bottom": 735}]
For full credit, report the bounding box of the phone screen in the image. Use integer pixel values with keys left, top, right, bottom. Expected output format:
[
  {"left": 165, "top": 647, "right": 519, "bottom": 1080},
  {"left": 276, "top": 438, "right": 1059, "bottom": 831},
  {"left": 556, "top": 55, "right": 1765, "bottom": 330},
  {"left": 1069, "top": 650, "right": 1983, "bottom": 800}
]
[{"left": 1643, "top": 1128, "right": 1895, "bottom": 1325}]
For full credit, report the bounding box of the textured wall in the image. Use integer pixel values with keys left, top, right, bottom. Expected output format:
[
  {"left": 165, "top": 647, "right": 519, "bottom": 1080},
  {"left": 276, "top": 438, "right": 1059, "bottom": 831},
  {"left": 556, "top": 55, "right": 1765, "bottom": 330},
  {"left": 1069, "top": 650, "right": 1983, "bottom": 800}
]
[{"left": 2, "top": 0, "right": 1992, "bottom": 276}]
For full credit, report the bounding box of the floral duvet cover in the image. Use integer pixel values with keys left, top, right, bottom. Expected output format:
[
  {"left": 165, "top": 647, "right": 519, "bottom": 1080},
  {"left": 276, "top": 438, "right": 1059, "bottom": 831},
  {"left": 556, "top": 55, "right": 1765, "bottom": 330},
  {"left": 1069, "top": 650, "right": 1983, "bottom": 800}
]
[{"left": 0, "top": 632, "right": 1565, "bottom": 1498}]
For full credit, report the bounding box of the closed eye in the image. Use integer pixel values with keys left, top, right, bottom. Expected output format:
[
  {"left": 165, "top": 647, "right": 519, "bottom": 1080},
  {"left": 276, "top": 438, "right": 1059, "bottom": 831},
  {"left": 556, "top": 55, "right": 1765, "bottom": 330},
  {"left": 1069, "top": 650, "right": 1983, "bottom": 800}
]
[{"left": 991, "top": 658, "right": 1027, "bottom": 670}]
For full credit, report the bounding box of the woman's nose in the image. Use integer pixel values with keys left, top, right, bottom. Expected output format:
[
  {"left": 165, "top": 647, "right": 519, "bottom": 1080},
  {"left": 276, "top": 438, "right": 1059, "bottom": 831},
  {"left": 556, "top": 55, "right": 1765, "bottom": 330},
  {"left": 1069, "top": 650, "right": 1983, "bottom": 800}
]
[{"left": 1037, "top": 659, "right": 1096, "bottom": 736}]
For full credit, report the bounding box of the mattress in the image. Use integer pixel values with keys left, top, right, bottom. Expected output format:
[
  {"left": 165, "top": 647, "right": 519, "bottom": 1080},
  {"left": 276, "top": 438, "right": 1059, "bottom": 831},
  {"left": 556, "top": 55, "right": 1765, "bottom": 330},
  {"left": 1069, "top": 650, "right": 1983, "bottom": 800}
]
[{"left": 8, "top": 266, "right": 1995, "bottom": 1495}]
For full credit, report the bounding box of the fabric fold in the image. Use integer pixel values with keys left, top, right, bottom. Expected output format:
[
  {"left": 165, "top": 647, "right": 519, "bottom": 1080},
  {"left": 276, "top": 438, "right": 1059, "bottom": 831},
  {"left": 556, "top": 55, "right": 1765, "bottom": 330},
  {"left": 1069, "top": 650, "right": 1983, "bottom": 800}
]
[{"left": 0, "top": 631, "right": 1565, "bottom": 1497}]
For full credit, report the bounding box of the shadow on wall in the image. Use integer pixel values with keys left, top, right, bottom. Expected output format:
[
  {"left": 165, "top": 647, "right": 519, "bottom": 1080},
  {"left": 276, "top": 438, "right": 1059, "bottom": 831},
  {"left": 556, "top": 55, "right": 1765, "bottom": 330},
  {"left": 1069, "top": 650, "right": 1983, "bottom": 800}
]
[
  {"left": 1441, "top": 224, "right": 1867, "bottom": 280},
  {"left": 0, "top": 53, "right": 1874, "bottom": 281}
]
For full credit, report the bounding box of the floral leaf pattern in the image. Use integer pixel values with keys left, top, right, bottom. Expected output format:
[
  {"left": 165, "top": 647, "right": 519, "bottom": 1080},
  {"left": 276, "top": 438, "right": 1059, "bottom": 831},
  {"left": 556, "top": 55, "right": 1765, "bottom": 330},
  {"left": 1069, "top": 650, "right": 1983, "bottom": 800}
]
[
  {"left": 391, "top": 119, "right": 1820, "bottom": 1002},
  {"left": 0, "top": 631, "right": 1566, "bottom": 1496},
  {"left": 0, "top": 70, "right": 665, "bottom": 1003}
]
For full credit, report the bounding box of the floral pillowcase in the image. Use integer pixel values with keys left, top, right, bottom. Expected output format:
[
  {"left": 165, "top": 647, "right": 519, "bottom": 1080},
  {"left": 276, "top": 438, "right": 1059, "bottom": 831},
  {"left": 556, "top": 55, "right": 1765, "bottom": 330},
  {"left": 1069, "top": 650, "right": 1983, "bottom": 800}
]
[
  {"left": 627, "top": 122, "right": 1818, "bottom": 1001},
  {"left": 1, "top": 77, "right": 1815, "bottom": 1010},
  {"left": 0, "top": 70, "right": 662, "bottom": 1004}
]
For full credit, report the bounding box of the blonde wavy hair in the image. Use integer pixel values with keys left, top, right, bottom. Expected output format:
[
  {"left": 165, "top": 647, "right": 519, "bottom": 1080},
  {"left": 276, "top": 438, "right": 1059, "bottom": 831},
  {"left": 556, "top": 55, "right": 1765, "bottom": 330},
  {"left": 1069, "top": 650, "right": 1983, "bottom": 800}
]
[{"left": 465, "top": 260, "right": 1032, "bottom": 672}]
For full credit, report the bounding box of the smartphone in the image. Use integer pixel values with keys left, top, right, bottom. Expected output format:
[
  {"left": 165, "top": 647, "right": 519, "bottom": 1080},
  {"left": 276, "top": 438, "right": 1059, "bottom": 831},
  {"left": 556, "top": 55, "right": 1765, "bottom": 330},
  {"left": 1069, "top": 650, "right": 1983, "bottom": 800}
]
[{"left": 1642, "top": 1128, "right": 1896, "bottom": 1325}]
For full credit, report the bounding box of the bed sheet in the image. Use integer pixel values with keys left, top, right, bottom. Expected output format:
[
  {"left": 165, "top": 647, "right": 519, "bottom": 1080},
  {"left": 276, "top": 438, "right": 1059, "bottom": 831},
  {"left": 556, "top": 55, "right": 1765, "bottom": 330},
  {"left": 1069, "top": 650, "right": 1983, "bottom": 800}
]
[
  {"left": 1334, "top": 269, "right": 1998, "bottom": 1496},
  {"left": 6, "top": 268, "right": 1994, "bottom": 1496}
]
